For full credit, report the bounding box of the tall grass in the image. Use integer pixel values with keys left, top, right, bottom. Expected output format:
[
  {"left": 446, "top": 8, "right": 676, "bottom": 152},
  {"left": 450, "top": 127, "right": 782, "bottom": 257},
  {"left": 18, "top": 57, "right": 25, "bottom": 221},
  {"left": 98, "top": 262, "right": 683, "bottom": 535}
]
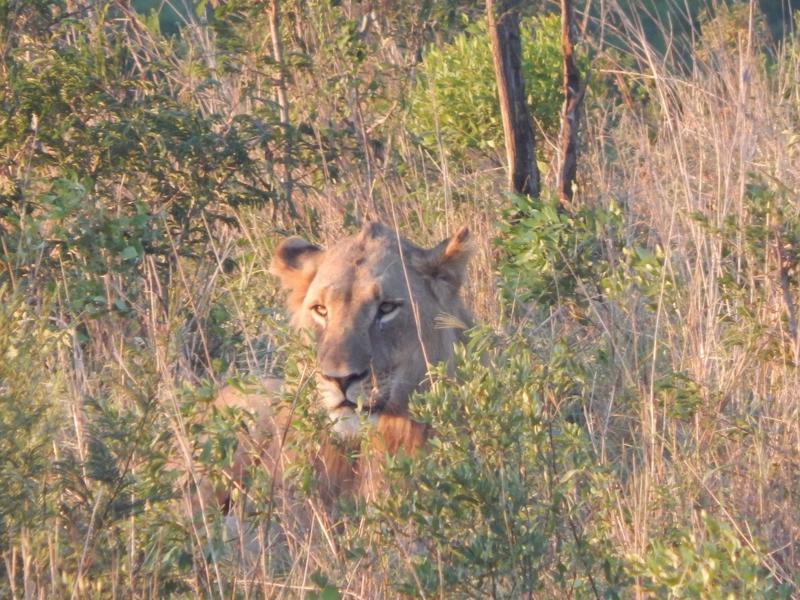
[
  {"left": 1, "top": 0, "right": 798, "bottom": 597},
  {"left": 590, "top": 3, "right": 800, "bottom": 585}
]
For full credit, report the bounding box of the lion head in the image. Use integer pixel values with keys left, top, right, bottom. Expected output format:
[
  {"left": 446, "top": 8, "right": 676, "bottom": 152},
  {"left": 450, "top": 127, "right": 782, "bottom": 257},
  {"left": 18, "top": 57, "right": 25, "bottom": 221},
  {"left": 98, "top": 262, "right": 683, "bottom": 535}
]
[{"left": 270, "top": 221, "right": 472, "bottom": 436}]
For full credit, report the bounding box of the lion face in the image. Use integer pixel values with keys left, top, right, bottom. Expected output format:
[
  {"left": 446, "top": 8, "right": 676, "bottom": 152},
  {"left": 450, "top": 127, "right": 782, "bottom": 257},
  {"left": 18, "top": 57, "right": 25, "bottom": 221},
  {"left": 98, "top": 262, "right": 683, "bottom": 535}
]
[{"left": 271, "top": 222, "right": 472, "bottom": 436}]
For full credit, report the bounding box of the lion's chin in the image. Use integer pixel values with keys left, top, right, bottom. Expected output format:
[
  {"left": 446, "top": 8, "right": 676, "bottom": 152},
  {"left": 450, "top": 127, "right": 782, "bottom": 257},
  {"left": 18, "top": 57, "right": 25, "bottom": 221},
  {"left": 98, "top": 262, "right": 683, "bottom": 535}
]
[
  {"left": 320, "top": 385, "right": 388, "bottom": 436},
  {"left": 328, "top": 406, "right": 379, "bottom": 438},
  {"left": 335, "top": 397, "right": 386, "bottom": 413}
]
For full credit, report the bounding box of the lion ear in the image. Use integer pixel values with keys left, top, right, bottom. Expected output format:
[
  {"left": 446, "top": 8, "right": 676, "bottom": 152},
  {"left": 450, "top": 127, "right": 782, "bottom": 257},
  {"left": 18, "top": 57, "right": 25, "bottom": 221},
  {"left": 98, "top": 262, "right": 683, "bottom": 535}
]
[
  {"left": 270, "top": 237, "right": 323, "bottom": 314},
  {"left": 358, "top": 220, "right": 390, "bottom": 240},
  {"left": 418, "top": 227, "right": 472, "bottom": 296}
]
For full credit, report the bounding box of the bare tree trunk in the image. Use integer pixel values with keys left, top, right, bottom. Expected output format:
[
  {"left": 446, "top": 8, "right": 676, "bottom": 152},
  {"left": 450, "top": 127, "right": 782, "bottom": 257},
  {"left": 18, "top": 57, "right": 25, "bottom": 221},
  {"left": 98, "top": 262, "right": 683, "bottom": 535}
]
[
  {"left": 268, "top": 0, "right": 298, "bottom": 219},
  {"left": 557, "top": 0, "right": 585, "bottom": 209},
  {"left": 487, "top": 0, "right": 540, "bottom": 199}
]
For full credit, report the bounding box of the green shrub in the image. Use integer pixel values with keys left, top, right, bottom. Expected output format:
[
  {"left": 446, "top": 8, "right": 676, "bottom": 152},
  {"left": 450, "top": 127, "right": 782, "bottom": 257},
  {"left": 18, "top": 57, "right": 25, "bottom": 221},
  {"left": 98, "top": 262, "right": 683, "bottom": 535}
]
[
  {"left": 0, "top": 289, "right": 64, "bottom": 536},
  {"left": 354, "top": 326, "right": 626, "bottom": 597},
  {"left": 0, "top": 6, "right": 287, "bottom": 317},
  {"left": 498, "top": 194, "right": 666, "bottom": 312},
  {"left": 628, "top": 512, "right": 784, "bottom": 598},
  {"left": 408, "top": 14, "right": 584, "bottom": 157}
]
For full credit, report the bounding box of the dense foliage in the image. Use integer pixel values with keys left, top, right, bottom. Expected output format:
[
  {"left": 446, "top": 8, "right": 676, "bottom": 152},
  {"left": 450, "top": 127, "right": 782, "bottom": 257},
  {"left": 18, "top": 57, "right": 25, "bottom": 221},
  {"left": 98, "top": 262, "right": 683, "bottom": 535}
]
[{"left": 408, "top": 14, "right": 577, "bottom": 158}]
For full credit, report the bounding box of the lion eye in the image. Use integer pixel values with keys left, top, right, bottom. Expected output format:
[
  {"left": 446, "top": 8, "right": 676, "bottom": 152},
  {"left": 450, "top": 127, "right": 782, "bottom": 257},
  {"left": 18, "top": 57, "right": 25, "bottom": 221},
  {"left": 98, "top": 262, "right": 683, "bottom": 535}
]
[
  {"left": 311, "top": 304, "right": 328, "bottom": 318},
  {"left": 377, "top": 302, "right": 399, "bottom": 318}
]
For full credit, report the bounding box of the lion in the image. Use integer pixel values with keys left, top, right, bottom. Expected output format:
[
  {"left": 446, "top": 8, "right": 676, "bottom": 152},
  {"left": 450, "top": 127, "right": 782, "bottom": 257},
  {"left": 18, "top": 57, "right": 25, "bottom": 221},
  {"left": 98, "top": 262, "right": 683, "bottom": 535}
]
[{"left": 212, "top": 221, "right": 472, "bottom": 507}]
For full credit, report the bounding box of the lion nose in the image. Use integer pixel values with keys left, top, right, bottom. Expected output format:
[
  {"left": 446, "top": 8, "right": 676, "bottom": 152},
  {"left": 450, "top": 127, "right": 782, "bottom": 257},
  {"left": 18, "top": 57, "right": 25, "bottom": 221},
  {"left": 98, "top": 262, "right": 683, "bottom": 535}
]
[{"left": 322, "top": 370, "right": 369, "bottom": 395}]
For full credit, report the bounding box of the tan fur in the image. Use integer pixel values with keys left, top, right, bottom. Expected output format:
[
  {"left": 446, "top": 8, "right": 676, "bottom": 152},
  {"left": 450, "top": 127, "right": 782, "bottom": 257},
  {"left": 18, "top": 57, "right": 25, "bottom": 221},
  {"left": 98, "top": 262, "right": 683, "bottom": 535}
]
[{"left": 213, "top": 222, "right": 471, "bottom": 506}]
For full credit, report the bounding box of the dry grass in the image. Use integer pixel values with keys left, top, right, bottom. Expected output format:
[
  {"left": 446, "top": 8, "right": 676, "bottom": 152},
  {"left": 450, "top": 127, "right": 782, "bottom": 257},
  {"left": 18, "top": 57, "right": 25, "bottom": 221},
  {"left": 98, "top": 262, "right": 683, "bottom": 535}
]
[{"left": 586, "top": 6, "right": 800, "bottom": 585}]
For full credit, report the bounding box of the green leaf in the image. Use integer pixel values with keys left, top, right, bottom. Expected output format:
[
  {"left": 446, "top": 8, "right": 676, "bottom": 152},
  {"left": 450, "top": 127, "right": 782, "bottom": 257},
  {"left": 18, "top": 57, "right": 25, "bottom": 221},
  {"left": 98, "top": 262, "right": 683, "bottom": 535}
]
[{"left": 120, "top": 246, "right": 138, "bottom": 261}]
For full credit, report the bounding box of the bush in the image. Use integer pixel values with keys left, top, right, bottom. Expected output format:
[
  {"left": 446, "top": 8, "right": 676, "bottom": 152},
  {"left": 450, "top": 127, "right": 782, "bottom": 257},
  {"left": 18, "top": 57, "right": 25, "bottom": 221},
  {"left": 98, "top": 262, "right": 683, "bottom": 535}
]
[
  {"left": 0, "top": 289, "right": 63, "bottom": 537},
  {"left": 0, "top": 5, "right": 287, "bottom": 318},
  {"left": 353, "top": 326, "right": 627, "bottom": 597},
  {"left": 408, "top": 14, "right": 584, "bottom": 158},
  {"left": 497, "top": 194, "right": 666, "bottom": 312},
  {"left": 628, "top": 512, "right": 785, "bottom": 598}
]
